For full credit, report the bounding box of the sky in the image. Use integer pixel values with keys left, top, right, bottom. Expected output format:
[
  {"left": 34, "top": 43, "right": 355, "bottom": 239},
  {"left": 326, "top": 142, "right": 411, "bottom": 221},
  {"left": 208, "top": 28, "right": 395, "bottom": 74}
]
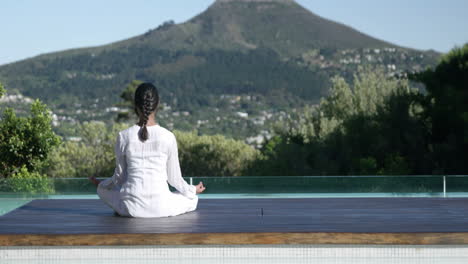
[{"left": 0, "top": 0, "right": 467, "bottom": 65}]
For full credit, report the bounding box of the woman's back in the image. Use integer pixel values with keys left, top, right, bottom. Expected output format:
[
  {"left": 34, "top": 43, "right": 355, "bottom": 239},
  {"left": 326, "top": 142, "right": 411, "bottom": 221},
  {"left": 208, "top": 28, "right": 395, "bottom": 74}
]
[{"left": 123, "top": 124, "right": 173, "bottom": 195}]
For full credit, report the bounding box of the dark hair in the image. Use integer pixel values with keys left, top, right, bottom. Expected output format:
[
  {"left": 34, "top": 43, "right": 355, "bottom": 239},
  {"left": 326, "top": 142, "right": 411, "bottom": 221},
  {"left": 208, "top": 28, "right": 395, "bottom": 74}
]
[{"left": 134, "top": 82, "right": 159, "bottom": 142}]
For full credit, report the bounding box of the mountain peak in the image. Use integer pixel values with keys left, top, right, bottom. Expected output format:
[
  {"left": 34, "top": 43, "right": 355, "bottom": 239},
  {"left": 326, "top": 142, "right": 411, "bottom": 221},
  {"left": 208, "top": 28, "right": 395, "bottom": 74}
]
[{"left": 216, "top": 0, "right": 295, "bottom": 3}]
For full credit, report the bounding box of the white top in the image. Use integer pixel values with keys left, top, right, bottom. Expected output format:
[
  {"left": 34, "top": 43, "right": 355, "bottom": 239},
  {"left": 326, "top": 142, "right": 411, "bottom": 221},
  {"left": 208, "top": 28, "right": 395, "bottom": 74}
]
[{"left": 97, "top": 124, "right": 198, "bottom": 218}]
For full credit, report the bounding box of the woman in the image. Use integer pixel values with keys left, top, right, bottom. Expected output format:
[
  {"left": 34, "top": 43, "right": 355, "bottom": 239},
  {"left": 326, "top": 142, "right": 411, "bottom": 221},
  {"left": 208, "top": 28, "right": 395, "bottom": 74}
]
[{"left": 89, "top": 82, "right": 206, "bottom": 217}]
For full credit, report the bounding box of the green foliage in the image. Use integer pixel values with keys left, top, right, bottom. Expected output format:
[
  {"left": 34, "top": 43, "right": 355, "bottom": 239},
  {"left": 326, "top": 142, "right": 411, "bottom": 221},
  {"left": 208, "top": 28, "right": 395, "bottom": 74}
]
[
  {"left": 47, "top": 123, "right": 258, "bottom": 178},
  {"left": 358, "top": 157, "right": 378, "bottom": 175},
  {"left": 410, "top": 43, "right": 468, "bottom": 174},
  {"left": 323, "top": 91, "right": 429, "bottom": 175},
  {"left": 380, "top": 154, "right": 410, "bottom": 175},
  {"left": 0, "top": 98, "right": 61, "bottom": 178},
  {"left": 261, "top": 43, "right": 468, "bottom": 176},
  {"left": 1, "top": 166, "right": 54, "bottom": 194},
  {"left": 0, "top": 82, "right": 5, "bottom": 98},
  {"left": 174, "top": 130, "right": 260, "bottom": 176},
  {"left": 321, "top": 66, "right": 410, "bottom": 119},
  {"left": 283, "top": 66, "right": 411, "bottom": 143},
  {"left": 46, "top": 122, "right": 127, "bottom": 178},
  {"left": 252, "top": 66, "right": 428, "bottom": 176},
  {"left": 246, "top": 135, "right": 315, "bottom": 176},
  {"left": 115, "top": 80, "right": 143, "bottom": 122}
]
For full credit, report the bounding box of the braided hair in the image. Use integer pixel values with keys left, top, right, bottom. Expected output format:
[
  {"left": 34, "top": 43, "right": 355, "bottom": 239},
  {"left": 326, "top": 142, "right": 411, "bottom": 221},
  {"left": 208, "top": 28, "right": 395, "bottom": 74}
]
[{"left": 134, "top": 82, "right": 159, "bottom": 142}]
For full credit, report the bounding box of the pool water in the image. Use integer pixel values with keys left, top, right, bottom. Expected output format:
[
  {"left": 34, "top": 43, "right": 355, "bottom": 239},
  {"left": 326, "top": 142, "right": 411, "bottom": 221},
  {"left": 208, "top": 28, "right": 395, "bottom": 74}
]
[{"left": 0, "top": 199, "right": 31, "bottom": 216}]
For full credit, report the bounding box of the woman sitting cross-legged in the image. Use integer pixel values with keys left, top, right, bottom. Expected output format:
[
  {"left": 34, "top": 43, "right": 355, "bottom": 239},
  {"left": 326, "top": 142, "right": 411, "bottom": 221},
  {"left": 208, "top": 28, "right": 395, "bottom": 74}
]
[{"left": 89, "top": 82, "right": 205, "bottom": 217}]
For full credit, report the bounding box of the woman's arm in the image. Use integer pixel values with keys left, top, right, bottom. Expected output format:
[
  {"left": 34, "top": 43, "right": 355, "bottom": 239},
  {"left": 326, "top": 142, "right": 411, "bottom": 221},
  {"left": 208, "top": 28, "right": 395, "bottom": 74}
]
[
  {"left": 99, "top": 132, "right": 127, "bottom": 189},
  {"left": 166, "top": 134, "right": 197, "bottom": 199}
]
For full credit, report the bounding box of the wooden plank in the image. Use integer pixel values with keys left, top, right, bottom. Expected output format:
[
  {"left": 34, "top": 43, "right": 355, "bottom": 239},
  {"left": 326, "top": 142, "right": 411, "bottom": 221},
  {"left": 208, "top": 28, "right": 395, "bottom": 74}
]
[
  {"left": 1, "top": 198, "right": 468, "bottom": 245},
  {"left": 2, "top": 232, "right": 468, "bottom": 246}
]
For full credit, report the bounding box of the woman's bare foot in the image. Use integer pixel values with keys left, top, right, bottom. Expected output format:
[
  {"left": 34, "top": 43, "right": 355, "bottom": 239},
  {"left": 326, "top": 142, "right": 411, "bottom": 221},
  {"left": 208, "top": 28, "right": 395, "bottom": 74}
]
[{"left": 88, "top": 176, "right": 101, "bottom": 186}]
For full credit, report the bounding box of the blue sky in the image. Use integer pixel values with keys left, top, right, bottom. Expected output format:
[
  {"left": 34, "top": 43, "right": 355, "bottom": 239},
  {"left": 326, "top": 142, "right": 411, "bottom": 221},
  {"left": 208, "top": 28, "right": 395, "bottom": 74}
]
[{"left": 1, "top": 0, "right": 467, "bottom": 65}]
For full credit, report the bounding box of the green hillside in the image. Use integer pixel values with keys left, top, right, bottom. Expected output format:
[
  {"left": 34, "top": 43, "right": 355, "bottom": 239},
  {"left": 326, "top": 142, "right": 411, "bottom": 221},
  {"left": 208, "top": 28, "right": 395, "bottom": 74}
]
[
  {"left": 124, "top": 0, "right": 398, "bottom": 55},
  {"left": 0, "top": 0, "right": 440, "bottom": 139}
]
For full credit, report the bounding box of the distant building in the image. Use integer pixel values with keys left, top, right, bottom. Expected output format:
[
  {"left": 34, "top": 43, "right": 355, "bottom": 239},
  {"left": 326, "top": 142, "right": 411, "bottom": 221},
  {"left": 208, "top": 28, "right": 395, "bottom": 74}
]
[{"left": 236, "top": 112, "right": 248, "bottom": 118}]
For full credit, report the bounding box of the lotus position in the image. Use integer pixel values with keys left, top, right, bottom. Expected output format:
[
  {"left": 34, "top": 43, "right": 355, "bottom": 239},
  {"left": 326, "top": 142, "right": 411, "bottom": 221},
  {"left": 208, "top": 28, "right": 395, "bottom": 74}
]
[{"left": 89, "top": 82, "right": 205, "bottom": 217}]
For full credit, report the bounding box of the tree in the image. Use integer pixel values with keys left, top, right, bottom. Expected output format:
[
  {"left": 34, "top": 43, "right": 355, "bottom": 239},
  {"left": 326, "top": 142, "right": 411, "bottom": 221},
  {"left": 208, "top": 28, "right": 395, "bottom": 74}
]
[
  {"left": 319, "top": 66, "right": 410, "bottom": 125},
  {"left": 115, "top": 80, "right": 143, "bottom": 122},
  {"left": 0, "top": 81, "right": 60, "bottom": 193},
  {"left": 0, "top": 82, "right": 61, "bottom": 178},
  {"left": 410, "top": 43, "right": 468, "bottom": 174},
  {"left": 283, "top": 66, "right": 411, "bottom": 142},
  {"left": 332, "top": 90, "right": 428, "bottom": 175},
  {"left": 252, "top": 66, "right": 424, "bottom": 176}
]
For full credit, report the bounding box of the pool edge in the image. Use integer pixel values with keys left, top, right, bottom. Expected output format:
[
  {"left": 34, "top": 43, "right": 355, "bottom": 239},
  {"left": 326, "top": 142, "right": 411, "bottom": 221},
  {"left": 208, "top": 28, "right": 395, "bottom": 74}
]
[{"left": 2, "top": 232, "right": 468, "bottom": 246}]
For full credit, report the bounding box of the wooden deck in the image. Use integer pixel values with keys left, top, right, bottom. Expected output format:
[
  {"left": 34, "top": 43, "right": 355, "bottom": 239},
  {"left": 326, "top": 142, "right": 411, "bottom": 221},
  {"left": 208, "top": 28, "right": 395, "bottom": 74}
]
[{"left": 1, "top": 198, "right": 468, "bottom": 246}]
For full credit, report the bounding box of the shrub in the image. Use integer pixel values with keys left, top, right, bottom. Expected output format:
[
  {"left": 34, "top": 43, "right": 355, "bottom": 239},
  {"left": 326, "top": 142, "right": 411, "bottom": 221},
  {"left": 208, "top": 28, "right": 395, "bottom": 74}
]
[
  {"left": 0, "top": 82, "right": 61, "bottom": 179},
  {"left": 1, "top": 166, "right": 54, "bottom": 194},
  {"left": 174, "top": 130, "right": 260, "bottom": 176},
  {"left": 46, "top": 121, "right": 127, "bottom": 178}
]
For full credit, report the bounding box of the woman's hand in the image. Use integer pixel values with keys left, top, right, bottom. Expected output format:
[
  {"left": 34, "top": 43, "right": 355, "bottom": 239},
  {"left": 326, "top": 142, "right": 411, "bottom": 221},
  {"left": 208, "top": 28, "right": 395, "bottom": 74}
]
[
  {"left": 88, "top": 176, "right": 101, "bottom": 186},
  {"left": 195, "top": 182, "right": 206, "bottom": 194}
]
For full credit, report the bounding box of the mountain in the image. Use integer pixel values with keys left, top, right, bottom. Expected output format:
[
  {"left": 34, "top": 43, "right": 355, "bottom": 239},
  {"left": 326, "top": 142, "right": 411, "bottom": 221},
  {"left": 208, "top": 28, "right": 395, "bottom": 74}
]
[
  {"left": 120, "top": 0, "right": 397, "bottom": 56},
  {"left": 0, "top": 0, "right": 440, "bottom": 138}
]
